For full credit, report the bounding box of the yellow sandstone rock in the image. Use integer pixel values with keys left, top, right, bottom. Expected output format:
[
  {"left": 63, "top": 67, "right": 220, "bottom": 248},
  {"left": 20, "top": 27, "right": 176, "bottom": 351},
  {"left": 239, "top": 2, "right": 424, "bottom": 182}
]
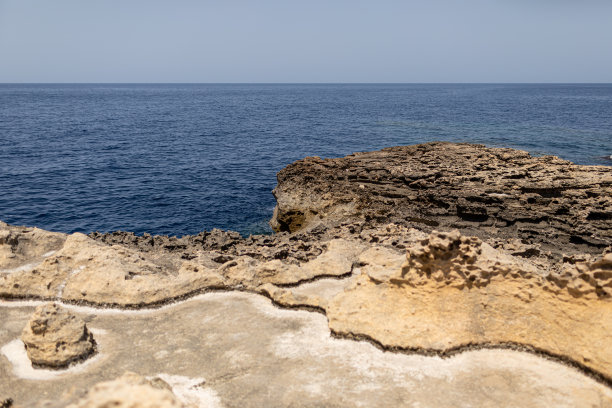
[
  {"left": 66, "top": 372, "right": 190, "bottom": 408},
  {"left": 327, "top": 231, "right": 612, "bottom": 381},
  {"left": 21, "top": 303, "right": 95, "bottom": 368}
]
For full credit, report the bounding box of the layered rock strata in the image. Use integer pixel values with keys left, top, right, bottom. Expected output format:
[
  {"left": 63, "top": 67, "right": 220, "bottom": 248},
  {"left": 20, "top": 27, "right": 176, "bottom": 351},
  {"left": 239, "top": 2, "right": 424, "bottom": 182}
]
[
  {"left": 21, "top": 303, "right": 95, "bottom": 368},
  {"left": 0, "top": 222, "right": 361, "bottom": 307},
  {"left": 270, "top": 142, "right": 612, "bottom": 261}
]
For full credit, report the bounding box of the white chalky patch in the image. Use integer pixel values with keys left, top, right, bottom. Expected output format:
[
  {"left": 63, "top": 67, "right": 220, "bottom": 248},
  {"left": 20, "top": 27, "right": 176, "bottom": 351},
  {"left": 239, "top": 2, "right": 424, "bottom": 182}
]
[
  {"left": 56, "top": 265, "right": 85, "bottom": 297},
  {"left": 0, "top": 291, "right": 281, "bottom": 316},
  {"left": 0, "top": 263, "right": 38, "bottom": 274},
  {"left": 150, "top": 373, "right": 223, "bottom": 408},
  {"left": 1, "top": 291, "right": 611, "bottom": 400},
  {"left": 0, "top": 251, "right": 57, "bottom": 274},
  {"left": 89, "top": 328, "right": 107, "bottom": 336},
  {"left": 1, "top": 338, "right": 102, "bottom": 381}
]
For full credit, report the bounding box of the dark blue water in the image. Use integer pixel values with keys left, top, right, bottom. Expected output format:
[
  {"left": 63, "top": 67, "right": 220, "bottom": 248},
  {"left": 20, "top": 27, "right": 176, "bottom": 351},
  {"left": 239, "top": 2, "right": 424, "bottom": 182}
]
[{"left": 1, "top": 84, "right": 611, "bottom": 236}]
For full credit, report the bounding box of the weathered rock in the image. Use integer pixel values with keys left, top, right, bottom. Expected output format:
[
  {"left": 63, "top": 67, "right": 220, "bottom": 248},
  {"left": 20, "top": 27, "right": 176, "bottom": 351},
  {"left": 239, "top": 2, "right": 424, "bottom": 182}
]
[
  {"left": 0, "top": 232, "right": 227, "bottom": 307},
  {"left": 1, "top": 142, "right": 612, "bottom": 405},
  {"left": 21, "top": 303, "right": 95, "bottom": 368},
  {"left": 0, "top": 221, "right": 66, "bottom": 274},
  {"left": 0, "top": 224, "right": 364, "bottom": 307},
  {"left": 220, "top": 239, "right": 363, "bottom": 288},
  {"left": 89, "top": 228, "right": 326, "bottom": 265},
  {"left": 327, "top": 230, "right": 612, "bottom": 381},
  {"left": 271, "top": 142, "right": 612, "bottom": 261},
  {"left": 66, "top": 372, "right": 189, "bottom": 408},
  {"left": 5, "top": 292, "right": 610, "bottom": 408}
]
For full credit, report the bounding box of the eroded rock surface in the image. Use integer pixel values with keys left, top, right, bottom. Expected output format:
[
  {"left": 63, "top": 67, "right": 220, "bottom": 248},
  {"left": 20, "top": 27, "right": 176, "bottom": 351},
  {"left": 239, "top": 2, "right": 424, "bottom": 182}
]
[
  {"left": 0, "top": 232, "right": 225, "bottom": 307},
  {"left": 0, "top": 142, "right": 611, "bottom": 407},
  {"left": 66, "top": 372, "right": 189, "bottom": 408},
  {"left": 21, "top": 303, "right": 95, "bottom": 368},
  {"left": 0, "top": 221, "right": 65, "bottom": 274},
  {"left": 2, "top": 293, "right": 611, "bottom": 408},
  {"left": 0, "top": 223, "right": 362, "bottom": 308},
  {"left": 327, "top": 230, "right": 612, "bottom": 381},
  {"left": 271, "top": 142, "right": 612, "bottom": 261}
]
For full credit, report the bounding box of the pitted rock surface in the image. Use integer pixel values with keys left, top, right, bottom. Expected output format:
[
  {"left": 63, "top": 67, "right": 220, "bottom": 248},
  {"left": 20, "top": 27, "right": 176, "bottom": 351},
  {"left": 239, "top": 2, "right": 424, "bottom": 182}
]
[
  {"left": 327, "top": 230, "right": 612, "bottom": 380},
  {"left": 66, "top": 372, "right": 188, "bottom": 408},
  {"left": 21, "top": 303, "right": 95, "bottom": 368},
  {"left": 1, "top": 143, "right": 612, "bottom": 407},
  {"left": 270, "top": 142, "right": 612, "bottom": 260}
]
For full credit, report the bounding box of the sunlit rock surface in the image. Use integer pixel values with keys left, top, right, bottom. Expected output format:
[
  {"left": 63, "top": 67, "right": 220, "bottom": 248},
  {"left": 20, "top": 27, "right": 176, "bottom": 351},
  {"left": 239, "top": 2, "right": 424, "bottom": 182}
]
[
  {"left": 21, "top": 303, "right": 95, "bottom": 368},
  {"left": 271, "top": 142, "right": 611, "bottom": 259},
  {"left": 1, "top": 143, "right": 611, "bottom": 407}
]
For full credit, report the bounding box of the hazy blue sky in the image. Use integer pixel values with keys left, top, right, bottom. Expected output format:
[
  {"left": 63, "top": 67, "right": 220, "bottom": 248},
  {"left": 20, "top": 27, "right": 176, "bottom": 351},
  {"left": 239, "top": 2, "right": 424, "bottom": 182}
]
[{"left": 1, "top": 0, "right": 611, "bottom": 83}]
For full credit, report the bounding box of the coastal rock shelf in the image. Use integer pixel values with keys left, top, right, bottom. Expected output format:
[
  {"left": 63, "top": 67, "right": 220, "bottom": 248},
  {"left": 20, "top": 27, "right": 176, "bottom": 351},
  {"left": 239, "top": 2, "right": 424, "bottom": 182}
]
[
  {"left": 327, "top": 231, "right": 612, "bottom": 379},
  {"left": 1, "top": 143, "right": 611, "bottom": 407},
  {"left": 271, "top": 142, "right": 612, "bottom": 259}
]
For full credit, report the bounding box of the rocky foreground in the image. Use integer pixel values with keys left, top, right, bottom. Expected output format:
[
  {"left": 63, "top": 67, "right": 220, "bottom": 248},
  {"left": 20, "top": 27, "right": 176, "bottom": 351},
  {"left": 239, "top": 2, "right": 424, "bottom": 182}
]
[{"left": 1, "top": 142, "right": 611, "bottom": 407}]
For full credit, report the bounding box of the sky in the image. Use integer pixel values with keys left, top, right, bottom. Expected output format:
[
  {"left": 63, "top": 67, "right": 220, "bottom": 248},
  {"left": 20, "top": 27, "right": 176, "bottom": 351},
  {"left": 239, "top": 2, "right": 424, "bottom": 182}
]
[{"left": 0, "top": 0, "right": 611, "bottom": 83}]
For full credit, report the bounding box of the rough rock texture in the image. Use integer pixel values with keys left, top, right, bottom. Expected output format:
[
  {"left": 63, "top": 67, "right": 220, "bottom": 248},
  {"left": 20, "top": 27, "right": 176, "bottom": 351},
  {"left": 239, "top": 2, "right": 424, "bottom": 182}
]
[
  {"left": 327, "top": 230, "right": 612, "bottom": 381},
  {"left": 271, "top": 142, "right": 612, "bottom": 261},
  {"left": 66, "top": 372, "right": 189, "bottom": 408},
  {"left": 0, "top": 221, "right": 66, "bottom": 274},
  {"left": 0, "top": 143, "right": 611, "bottom": 407},
  {"left": 3, "top": 293, "right": 611, "bottom": 408},
  {"left": 21, "top": 303, "right": 95, "bottom": 368},
  {"left": 89, "top": 228, "right": 326, "bottom": 265},
  {"left": 0, "top": 224, "right": 361, "bottom": 307},
  {"left": 0, "top": 232, "right": 225, "bottom": 307}
]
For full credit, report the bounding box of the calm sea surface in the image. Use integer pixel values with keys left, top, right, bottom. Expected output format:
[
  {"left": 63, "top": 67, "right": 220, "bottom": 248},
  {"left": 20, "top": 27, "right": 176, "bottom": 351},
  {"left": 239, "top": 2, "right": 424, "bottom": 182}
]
[{"left": 1, "top": 84, "right": 611, "bottom": 236}]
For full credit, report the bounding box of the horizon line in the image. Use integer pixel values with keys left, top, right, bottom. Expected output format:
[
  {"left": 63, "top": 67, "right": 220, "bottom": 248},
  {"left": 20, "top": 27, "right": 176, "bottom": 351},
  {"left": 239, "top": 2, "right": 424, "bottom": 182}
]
[{"left": 2, "top": 82, "right": 612, "bottom": 85}]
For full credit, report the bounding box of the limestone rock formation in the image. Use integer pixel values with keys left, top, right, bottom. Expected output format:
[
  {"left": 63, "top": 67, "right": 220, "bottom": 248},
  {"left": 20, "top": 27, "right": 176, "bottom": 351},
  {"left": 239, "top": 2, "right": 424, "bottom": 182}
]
[
  {"left": 1, "top": 143, "right": 611, "bottom": 406},
  {"left": 66, "top": 372, "right": 189, "bottom": 408},
  {"left": 327, "top": 230, "right": 612, "bottom": 381},
  {"left": 21, "top": 303, "right": 95, "bottom": 368},
  {"left": 0, "top": 232, "right": 226, "bottom": 307},
  {"left": 270, "top": 142, "right": 612, "bottom": 260},
  {"left": 0, "top": 221, "right": 66, "bottom": 274},
  {"left": 0, "top": 222, "right": 363, "bottom": 307}
]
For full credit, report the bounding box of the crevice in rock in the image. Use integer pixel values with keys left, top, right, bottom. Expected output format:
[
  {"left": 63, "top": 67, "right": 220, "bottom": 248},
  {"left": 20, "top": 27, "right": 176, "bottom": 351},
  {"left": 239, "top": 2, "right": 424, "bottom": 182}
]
[
  {"left": 329, "top": 330, "right": 612, "bottom": 389},
  {"left": 273, "top": 268, "right": 355, "bottom": 289}
]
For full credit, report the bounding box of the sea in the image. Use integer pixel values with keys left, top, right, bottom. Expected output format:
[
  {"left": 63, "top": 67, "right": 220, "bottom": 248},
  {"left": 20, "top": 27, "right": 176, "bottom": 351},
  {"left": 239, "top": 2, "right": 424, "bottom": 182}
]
[{"left": 1, "top": 84, "right": 611, "bottom": 236}]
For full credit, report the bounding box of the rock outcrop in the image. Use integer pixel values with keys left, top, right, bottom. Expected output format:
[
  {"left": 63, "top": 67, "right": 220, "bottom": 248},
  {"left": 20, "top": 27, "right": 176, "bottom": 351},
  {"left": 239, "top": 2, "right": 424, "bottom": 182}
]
[
  {"left": 21, "top": 303, "right": 95, "bottom": 368},
  {"left": 1, "top": 143, "right": 611, "bottom": 406},
  {"left": 270, "top": 142, "right": 612, "bottom": 261},
  {"left": 0, "top": 221, "right": 65, "bottom": 274},
  {"left": 0, "top": 231, "right": 226, "bottom": 307},
  {"left": 67, "top": 372, "right": 189, "bottom": 408},
  {"left": 0, "top": 223, "right": 362, "bottom": 308},
  {"left": 327, "top": 230, "right": 612, "bottom": 380}
]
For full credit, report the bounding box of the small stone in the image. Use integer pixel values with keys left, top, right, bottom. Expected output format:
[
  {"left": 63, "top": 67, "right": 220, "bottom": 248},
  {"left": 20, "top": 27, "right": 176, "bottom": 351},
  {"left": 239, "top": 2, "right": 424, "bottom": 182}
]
[
  {"left": 66, "top": 372, "right": 187, "bottom": 408},
  {"left": 21, "top": 303, "right": 95, "bottom": 368}
]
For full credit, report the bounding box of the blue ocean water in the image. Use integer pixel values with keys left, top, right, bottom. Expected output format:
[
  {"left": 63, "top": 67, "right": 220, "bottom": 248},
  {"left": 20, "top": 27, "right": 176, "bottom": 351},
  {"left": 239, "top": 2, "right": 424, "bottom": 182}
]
[{"left": 1, "top": 84, "right": 611, "bottom": 236}]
